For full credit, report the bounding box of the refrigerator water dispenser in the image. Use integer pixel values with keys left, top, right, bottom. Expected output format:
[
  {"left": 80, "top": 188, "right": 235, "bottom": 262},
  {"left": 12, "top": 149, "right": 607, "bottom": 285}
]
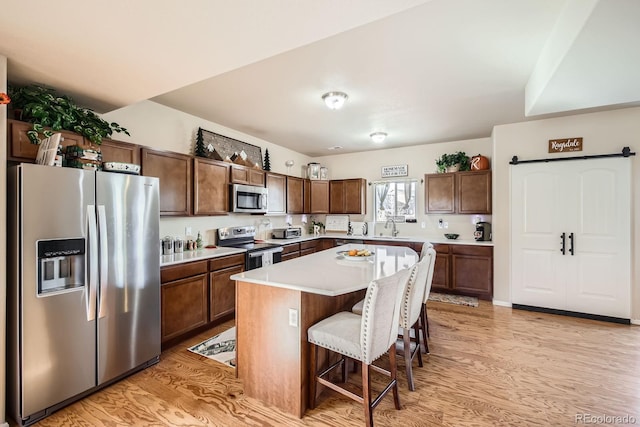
[{"left": 37, "top": 238, "right": 86, "bottom": 294}]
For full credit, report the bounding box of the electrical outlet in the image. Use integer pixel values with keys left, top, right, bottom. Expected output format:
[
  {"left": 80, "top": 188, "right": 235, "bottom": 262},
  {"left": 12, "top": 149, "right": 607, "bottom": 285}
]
[
  {"left": 438, "top": 219, "right": 444, "bottom": 229},
  {"left": 288, "top": 308, "right": 298, "bottom": 327},
  {"left": 444, "top": 222, "right": 449, "bottom": 229},
  {"left": 421, "top": 222, "right": 426, "bottom": 229},
  {"left": 185, "top": 226, "right": 192, "bottom": 236}
]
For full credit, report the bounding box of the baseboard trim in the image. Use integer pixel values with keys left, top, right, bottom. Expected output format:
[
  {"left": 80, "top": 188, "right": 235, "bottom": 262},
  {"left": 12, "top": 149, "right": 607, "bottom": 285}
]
[
  {"left": 512, "top": 304, "right": 630, "bottom": 325},
  {"left": 631, "top": 319, "right": 640, "bottom": 326},
  {"left": 492, "top": 300, "right": 512, "bottom": 307}
]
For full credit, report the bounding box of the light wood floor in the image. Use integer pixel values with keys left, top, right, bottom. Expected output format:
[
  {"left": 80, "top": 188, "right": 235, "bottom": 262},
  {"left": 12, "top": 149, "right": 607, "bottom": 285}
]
[{"left": 32, "top": 301, "right": 640, "bottom": 427}]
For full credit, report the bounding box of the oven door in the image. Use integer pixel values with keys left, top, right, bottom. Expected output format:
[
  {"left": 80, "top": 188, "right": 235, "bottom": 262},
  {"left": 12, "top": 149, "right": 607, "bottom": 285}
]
[{"left": 246, "top": 248, "right": 283, "bottom": 270}]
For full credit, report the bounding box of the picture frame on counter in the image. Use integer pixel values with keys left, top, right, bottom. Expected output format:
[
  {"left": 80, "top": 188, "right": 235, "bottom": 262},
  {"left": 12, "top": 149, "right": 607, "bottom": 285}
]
[{"left": 381, "top": 164, "right": 408, "bottom": 178}]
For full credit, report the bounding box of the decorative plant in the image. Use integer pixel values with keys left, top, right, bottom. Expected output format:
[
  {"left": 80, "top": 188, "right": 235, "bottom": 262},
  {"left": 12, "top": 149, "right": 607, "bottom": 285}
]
[
  {"left": 8, "top": 84, "right": 129, "bottom": 145},
  {"left": 435, "top": 151, "right": 470, "bottom": 173}
]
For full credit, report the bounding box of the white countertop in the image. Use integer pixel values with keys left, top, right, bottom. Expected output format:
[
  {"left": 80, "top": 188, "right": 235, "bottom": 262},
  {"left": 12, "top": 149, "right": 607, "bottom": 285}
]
[
  {"left": 230, "top": 243, "right": 419, "bottom": 297},
  {"left": 161, "top": 247, "right": 246, "bottom": 267},
  {"left": 265, "top": 233, "right": 493, "bottom": 247}
]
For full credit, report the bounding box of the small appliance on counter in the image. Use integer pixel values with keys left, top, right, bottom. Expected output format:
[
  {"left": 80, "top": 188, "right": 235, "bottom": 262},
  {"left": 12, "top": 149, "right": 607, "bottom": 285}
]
[
  {"left": 271, "top": 227, "right": 302, "bottom": 239},
  {"left": 349, "top": 221, "right": 368, "bottom": 236},
  {"left": 325, "top": 215, "right": 350, "bottom": 234},
  {"left": 474, "top": 221, "right": 492, "bottom": 241}
]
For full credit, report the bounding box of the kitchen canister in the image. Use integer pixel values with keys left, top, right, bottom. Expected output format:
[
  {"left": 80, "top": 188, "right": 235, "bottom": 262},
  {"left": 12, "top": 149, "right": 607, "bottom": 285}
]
[{"left": 162, "top": 236, "right": 174, "bottom": 255}]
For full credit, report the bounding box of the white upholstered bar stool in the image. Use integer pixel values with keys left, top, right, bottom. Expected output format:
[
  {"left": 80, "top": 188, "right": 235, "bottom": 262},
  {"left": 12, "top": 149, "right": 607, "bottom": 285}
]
[
  {"left": 308, "top": 268, "right": 411, "bottom": 427},
  {"left": 418, "top": 245, "right": 437, "bottom": 354},
  {"left": 397, "top": 253, "right": 433, "bottom": 391}
]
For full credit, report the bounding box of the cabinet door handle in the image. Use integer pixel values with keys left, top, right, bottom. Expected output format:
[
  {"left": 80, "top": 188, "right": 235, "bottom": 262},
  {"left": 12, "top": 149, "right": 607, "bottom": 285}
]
[
  {"left": 560, "top": 232, "right": 566, "bottom": 255},
  {"left": 568, "top": 232, "right": 574, "bottom": 256}
]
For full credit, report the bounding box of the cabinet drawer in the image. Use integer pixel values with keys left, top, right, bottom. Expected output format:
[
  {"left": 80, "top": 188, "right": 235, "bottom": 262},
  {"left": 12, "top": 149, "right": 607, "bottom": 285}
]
[
  {"left": 282, "top": 252, "right": 300, "bottom": 262},
  {"left": 281, "top": 243, "right": 300, "bottom": 255},
  {"left": 300, "top": 240, "right": 318, "bottom": 250},
  {"left": 161, "top": 260, "right": 208, "bottom": 283},
  {"left": 451, "top": 245, "right": 492, "bottom": 257},
  {"left": 209, "top": 253, "right": 246, "bottom": 271},
  {"left": 300, "top": 247, "right": 316, "bottom": 257}
]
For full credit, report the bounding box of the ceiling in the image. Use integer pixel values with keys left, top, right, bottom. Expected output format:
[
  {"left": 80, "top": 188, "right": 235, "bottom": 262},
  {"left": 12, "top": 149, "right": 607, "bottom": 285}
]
[{"left": 2, "top": 0, "right": 639, "bottom": 157}]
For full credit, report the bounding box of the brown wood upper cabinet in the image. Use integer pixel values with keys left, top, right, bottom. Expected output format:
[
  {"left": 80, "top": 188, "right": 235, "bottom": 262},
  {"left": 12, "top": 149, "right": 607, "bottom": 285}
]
[
  {"left": 7, "top": 119, "right": 140, "bottom": 164},
  {"left": 193, "top": 157, "right": 229, "bottom": 215},
  {"left": 424, "top": 170, "right": 491, "bottom": 214},
  {"left": 230, "top": 164, "right": 265, "bottom": 186},
  {"left": 141, "top": 148, "right": 192, "bottom": 216},
  {"left": 329, "top": 178, "right": 366, "bottom": 214},
  {"left": 8, "top": 119, "right": 87, "bottom": 162},
  {"left": 309, "top": 180, "right": 330, "bottom": 214},
  {"left": 286, "top": 176, "right": 304, "bottom": 214},
  {"left": 100, "top": 138, "right": 140, "bottom": 164},
  {"left": 266, "top": 172, "right": 286, "bottom": 214}
]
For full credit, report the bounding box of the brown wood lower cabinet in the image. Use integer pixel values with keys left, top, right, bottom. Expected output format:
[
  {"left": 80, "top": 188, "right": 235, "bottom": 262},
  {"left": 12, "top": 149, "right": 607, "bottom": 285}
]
[
  {"left": 209, "top": 254, "right": 245, "bottom": 321},
  {"left": 431, "top": 244, "right": 493, "bottom": 300},
  {"left": 281, "top": 242, "right": 300, "bottom": 262},
  {"left": 299, "top": 240, "right": 318, "bottom": 257},
  {"left": 160, "top": 261, "right": 209, "bottom": 344},
  {"left": 161, "top": 253, "right": 245, "bottom": 349}
]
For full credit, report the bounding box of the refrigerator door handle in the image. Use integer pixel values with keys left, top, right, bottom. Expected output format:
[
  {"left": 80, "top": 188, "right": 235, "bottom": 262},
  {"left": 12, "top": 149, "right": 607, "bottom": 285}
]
[
  {"left": 97, "top": 205, "right": 109, "bottom": 318},
  {"left": 86, "top": 205, "right": 98, "bottom": 321}
]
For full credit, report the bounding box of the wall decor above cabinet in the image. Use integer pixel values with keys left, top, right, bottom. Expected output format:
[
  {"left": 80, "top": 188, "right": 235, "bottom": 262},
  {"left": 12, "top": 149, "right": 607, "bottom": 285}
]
[{"left": 195, "top": 127, "right": 263, "bottom": 169}]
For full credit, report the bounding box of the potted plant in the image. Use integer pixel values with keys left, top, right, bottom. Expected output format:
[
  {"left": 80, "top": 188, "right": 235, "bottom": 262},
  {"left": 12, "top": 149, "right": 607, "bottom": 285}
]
[
  {"left": 8, "top": 84, "right": 129, "bottom": 145},
  {"left": 435, "top": 151, "right": 470, "bottom": 173}
]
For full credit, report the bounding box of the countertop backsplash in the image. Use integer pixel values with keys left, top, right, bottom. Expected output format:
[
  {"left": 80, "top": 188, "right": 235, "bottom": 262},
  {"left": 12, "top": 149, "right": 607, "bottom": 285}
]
[{"left": 159, "top": 213, "right": 492, "bottom": 246}]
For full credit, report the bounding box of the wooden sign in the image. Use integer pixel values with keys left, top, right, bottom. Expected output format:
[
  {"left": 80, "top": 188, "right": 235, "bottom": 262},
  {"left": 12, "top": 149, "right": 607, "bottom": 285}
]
[
  {"left": 381, "top": 164, "right": 408, "bottom": 178},
  {"left": 549, "top": 137, "right": 583, "bottom": 153}
]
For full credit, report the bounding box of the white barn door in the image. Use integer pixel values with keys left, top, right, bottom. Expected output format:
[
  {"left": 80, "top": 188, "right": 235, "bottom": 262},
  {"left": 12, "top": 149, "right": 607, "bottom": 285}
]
[{"left": 511, "top": 158, "right": 631, "bottom": 319}]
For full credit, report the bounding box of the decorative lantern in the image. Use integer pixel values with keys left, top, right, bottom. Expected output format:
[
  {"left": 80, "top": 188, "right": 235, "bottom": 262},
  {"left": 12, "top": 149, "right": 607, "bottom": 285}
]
[{"left": 470, "top": 154, "right": 490, "bottom": 171}]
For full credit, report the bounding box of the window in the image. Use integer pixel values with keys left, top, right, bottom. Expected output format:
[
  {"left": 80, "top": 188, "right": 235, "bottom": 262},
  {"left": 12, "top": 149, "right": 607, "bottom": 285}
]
[{"left": 373, "top": 179, "right": 417, "bottom": 222}]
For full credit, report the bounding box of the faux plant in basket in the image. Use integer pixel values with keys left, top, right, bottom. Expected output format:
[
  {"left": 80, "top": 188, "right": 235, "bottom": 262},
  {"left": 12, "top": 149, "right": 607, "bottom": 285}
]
[
  {"left": 435, "top": 151, "right": 470, "bottom": 173},
  {"left": 8, "top": 84, "right": 129, "bottom": 145}
]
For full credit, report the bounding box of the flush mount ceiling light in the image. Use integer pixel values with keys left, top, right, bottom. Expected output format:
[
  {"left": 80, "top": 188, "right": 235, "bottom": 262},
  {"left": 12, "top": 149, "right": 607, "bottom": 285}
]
[
  {"left": 370, "top": 132, "right": 387, "bottom": 143},
  {"left": 322, "top": 91, "right": 348, "bottom": 110}
]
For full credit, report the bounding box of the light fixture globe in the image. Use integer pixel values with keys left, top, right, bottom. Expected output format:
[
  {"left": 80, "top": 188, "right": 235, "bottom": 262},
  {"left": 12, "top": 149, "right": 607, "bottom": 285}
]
[
  {"left": 322, "top": 91, "right": 348, "bottom": 110},
  {"left": 370, "top": 132, "right": 387, "bottom": 143}
]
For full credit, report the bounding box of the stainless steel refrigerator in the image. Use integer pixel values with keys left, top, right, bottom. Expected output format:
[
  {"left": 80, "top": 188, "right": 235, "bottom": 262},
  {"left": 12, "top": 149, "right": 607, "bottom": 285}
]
[{"left": 7, "top": 163, "right": 161, "bottom": 426}]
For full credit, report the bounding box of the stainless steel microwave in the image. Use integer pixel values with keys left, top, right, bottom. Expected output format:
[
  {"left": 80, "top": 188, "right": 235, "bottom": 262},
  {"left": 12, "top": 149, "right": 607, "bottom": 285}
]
[{"left": 231, "top": 184, "right": 268, "bottom": 213}]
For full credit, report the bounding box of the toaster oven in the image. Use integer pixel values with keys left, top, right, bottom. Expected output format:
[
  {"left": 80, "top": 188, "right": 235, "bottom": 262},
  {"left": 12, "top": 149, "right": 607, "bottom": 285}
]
[{"left": 271, "top": 227, "right": 302, "bottom": 239}]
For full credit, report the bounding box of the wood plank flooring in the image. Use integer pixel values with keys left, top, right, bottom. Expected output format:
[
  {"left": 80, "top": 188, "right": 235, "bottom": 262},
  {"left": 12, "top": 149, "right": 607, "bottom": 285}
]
[{"left": 32, "top": 301, "right": 640, "bottom": 426}]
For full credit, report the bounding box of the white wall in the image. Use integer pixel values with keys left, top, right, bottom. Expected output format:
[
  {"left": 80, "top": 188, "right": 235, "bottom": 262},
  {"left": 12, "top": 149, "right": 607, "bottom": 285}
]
[
  {"left": 1, "top": 53, "right": 10, "bottom": 427},
  {"left": 102, "top": 101, "right": 314, "bottom": 242},
  {"left": 314, "top": 138, "right": 493, "bottom": 240},
  {"left": 492, "top": 106, "right": 640, "bottom": 319}
]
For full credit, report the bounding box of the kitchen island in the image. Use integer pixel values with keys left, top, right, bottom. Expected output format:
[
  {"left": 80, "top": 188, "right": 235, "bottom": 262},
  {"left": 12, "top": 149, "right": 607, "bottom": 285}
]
[{"left": 231, "top": 243, "right": 419, "bottom": 417}]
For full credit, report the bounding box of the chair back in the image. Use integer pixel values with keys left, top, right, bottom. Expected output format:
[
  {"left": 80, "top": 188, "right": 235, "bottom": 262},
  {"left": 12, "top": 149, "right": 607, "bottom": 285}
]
[
  {"left": 421, "top": 246, "right": 437, "bottom": 304},
  {"left": 420, "top": 243, "right": 434, "bottom": 260},
  {"left": 399, "top": 256, "right": 431, "bottom": 328},
  {"left": 359, "top": 268, "right": 411, "bottom": 365}
]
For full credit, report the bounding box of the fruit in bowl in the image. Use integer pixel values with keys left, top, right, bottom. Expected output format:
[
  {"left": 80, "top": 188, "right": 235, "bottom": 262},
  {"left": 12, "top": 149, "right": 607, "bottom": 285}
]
[
  {"left": 444, "top": 233, "right": 459, "bottom": 240},
  {"left": 348, "top": 248, "right": 372, "bottom": 257}
]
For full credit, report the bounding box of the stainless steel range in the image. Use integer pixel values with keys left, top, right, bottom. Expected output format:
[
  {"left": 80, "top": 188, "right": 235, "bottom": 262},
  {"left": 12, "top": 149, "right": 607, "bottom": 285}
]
[{"left": 217, "top": 225, "right": 283, "bottom": 270}]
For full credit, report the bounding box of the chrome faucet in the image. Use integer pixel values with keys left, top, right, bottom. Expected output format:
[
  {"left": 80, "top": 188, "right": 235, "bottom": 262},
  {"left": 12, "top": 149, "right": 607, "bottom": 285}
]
[{"left": 384, "top": 217, "right": 399, "bottom": 237}]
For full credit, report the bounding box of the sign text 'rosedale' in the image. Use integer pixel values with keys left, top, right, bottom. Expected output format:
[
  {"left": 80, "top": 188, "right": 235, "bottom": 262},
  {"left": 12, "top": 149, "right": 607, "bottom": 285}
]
[{"left": 548, "top": 137, "right": 583, "bottom": 153}]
